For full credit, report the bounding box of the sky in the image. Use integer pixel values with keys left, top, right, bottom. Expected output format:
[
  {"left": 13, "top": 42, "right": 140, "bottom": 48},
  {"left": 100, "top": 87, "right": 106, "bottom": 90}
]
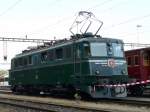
[{"left": 0, "top": 0, "right": 150, "bottom": 69}]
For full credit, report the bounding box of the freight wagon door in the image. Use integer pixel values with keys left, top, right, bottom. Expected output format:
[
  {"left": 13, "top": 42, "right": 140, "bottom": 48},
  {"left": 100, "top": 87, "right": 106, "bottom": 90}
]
[{"left": 142, "top": 51, "right": 150, "bottom": 81}]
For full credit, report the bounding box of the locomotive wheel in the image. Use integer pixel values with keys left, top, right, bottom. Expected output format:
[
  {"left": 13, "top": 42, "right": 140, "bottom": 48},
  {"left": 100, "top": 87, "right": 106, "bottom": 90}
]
[
  {"left": 130, "top": 85, "right": 144, "bottom": 96},
  {"left": 74, "top": 93, "right": 81, "bottom": 100},
  {"left": 11, "top": 86, "right": 23, "bottom": 95},
  {"left": 135, "top": 86, "right": 144, "bottom": 96},
  {"left": 74, "top": 91, "right": 92, "bottom": 100}
]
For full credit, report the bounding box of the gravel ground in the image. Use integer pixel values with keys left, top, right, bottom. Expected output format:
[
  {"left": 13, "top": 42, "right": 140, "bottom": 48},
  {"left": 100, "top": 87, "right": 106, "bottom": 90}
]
[
  {"left": 0, "top": 104, "right": 13, "bottom": 112},
  {"left": 0, "top": 94, "right": 150, "bottom": 112},
  {"left": 0, "top": 102, "right": 149, "bottom": 112},
  {"left": 0, "top": 103, "right": 53, "bottom": 112}
]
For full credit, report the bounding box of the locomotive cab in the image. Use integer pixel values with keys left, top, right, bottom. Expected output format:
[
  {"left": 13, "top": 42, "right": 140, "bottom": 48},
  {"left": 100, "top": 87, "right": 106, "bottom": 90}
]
[{"left": 73, "top": 35, "right": 128, "bottom": 98}]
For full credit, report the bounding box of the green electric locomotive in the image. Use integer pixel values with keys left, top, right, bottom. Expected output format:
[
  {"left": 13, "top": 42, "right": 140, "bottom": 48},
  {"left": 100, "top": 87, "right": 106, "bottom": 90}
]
[{"left": 9, "top": 11, "right": 128, "bottom": 98}]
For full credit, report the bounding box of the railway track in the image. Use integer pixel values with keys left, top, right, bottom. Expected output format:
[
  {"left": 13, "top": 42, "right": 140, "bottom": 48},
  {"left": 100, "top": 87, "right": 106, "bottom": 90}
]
[
  {"left": 0, "top": 88, "right": 150, "bottom": 107},
  {"left": 0, "top": 92, "right": 150, "bottom": 112},
  {"left": 0, "top": 86, "right": 10, "bottom": 91},
  {"left": 101, "top": 97, "right": 150, "bottom": 107},
  {"left": 0, "top": 89, "right": 150, "bottom": 112},
  {"left": 0, "top": 93, "right": 120, "bottom": 112}
]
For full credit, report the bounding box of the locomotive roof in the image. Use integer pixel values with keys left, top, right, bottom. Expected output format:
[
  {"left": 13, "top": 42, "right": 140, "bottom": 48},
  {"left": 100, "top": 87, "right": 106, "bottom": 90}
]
[
  {"left": 14, "top": 35, "right": 123, "bottom": 59},
  {"left": 125, "top": 47, "right": 150, "bottom": 53}
]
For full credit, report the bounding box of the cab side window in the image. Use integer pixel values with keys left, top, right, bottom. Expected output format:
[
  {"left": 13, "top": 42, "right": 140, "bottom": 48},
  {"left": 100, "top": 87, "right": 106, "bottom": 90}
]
[
  {"left": 48, "top": 50, "right": 54, "bottom": 61},
  {"left": 75, "top": 45, "right": 81, "bottom": 58},
  {"left": 83, "top": 43, "right": 90, "bottom": 57},
  {"left": 56, "top": 48, "right": 63, "bottom": 59},
  {"left": 134, "top": 55, "right": 139, "bottom": 66},
  {"left": 28, "top": 56, "right": 32, "bottom": 65},
  {"left": 127, "top": 56, "right": 132, "bottom": 66},
  {"left": 41, "top": 51, "right": 48, "bottom": 62},
  {"left": 143, "top": 54, "right": 150, "bottom": 66},
  {"left": 65, "top": 46, "right": 72, "bottom": 59}
]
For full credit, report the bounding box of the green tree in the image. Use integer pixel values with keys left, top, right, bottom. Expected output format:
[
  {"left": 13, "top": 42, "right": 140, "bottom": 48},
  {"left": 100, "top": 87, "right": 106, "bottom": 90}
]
[{"left": 0, "top": 69, "right": 8, "bottom": 77}]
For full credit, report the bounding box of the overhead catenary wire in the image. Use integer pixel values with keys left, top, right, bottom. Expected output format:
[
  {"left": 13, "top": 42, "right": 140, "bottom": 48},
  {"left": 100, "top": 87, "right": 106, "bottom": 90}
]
[
  {"left": 29, "top": 0, "right": 114, "bottom": 36},
  {"left": 12, "top": 1, "right": 150, "bottom": 40},
  {"left": 28, "top": 16, "right": 73, "bottom": 35},
  {"left": 86, "top": 0, "right": 113, "bottom": 11},
  {"left": 98, "top": 0, "right": 130, "bottom": 13},
  {"left": 103, "top": 13, "right": 150, "bottom": 30},
  {"left": 1, "top": 1, "right": 150, "bottom": 67},
  {"left": 0, "top": 0, "right": 22, "bottom": 17},
  {"left": 29, "top": 0, "right": 133, "bottom": 37},
  {"left": 85, "top": 0, "right": 150, "bottom": 34}
]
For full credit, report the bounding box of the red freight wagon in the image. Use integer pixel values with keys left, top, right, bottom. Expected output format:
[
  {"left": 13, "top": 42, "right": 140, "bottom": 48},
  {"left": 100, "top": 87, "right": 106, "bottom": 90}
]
[{"left": 125, "top": 47, "right": 150, "bottom": 96}]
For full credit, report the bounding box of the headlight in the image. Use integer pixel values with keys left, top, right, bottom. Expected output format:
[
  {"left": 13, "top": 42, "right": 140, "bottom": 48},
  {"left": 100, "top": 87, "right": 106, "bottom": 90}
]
[
  {"left": 95, "top": 70, "right": 100, "bottom": 75},
  {"left": 121, "top": 70, "right": 126, "bottom": 74}
]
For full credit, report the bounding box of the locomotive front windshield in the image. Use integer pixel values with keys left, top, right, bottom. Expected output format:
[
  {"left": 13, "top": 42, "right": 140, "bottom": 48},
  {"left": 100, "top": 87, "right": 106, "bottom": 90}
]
[
  {"left": 112, "top": 43, "right": 124, "bottom": 57},
  {"left": 84, "top": 42, "right": 124, "bottom": 57},
  {"left": 90, "top": 43, "right": 107, "bottom": 56}
]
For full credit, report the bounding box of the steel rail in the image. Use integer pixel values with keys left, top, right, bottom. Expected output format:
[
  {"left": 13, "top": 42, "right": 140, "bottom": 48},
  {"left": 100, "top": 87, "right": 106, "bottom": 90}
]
[
  {"left": 0, "top": 94, "right": 117, "bottom": 112},
  {"left": 0, "top": 89, "right": 150, "bottom": 107},
  {"left": 0, "top": 99, "right": 54, "bottom": 112},
  {"left": 95, "top": 98, "right": 150, "bottom": 107},
  {"left": 0, "top": 90, "right": 150, "bottom": 111}
]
